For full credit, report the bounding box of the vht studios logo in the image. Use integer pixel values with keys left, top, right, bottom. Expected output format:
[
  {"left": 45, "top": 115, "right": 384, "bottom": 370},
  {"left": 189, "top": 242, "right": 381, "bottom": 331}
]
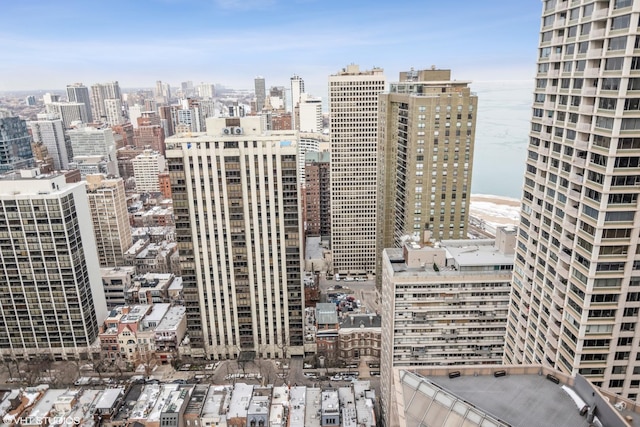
[{"left": 5, "top": 415, "right": 81, "bottom": 425}]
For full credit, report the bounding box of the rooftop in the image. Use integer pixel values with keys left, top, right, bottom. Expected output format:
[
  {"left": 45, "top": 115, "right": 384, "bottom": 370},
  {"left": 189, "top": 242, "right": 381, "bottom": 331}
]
[{"left": 316, "top": 303, "right": 339, "bottom": 325}]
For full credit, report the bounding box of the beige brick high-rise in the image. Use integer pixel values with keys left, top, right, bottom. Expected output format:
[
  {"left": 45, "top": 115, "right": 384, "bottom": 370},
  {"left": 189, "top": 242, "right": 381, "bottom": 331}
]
[{"left": 378, "top": 69, "right": 477, "bottom": 251}]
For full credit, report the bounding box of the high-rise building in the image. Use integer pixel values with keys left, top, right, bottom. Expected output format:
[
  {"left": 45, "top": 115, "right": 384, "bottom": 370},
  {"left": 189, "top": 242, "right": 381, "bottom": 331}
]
[
  {"left": 45, "top": 102, "right": 89, "bottom": 128},
  {"left": 377, "top": 69, "right": 477, "bottom": 260},
  {"left": 104, "top": 98, "right": 125, "bottom": 126},
  {"left": 0, "top": 112, "right": 35, "bottom": 173},
  {"left": 43, "top": 93, "right": 60, "bottom": 104},
  {"left": 290, "top": 75, "right": 304, "bottom": 114},
  {"left": 196, "top": 83, "right": 215, "bottom": 100},
  {"left": 133, "top": 124, "right": 165, "bottom": 155},
  {"left": 25, "top": 95, "right": 36, "bottom": 106},
  {"left": 329, "top": 64, "right": 386, "bottom": 276},
  {"left": 304, "top": 151, "right": 331, "bottom": 237},
  {"left": 379, "top": 229, "right": 515, "bottom": 423},
  {"left": 68, "top": 126, "right": 118, "bottom": 177},
  {"left": 166, "top": 116, "right": 304, "bottom": 359},
  {"left": 254, "top": 76, "right": 266, "bottom": 112},
  {"left": 132, "top": 149, "right": 166, "bottom": 193},
  {"left": 66, "top": 83, "right": 93, "bottom": 123},
  {"left": 29, "top": 114, "right": 70, "bottom": 170},
  {"left": 298, "top": 93, "right": 323, "bottom": 133},
  {"left": 86, "top": 174, "right": 132, "bottom": 268},
  {"left": 0, "top": 169, "right": 108, "bottom": 360},
  {"left": 504, "top": 0, "right": 640, "bottom": 400},
  {"left": 91, "top": 81, "right": 122, "bottom": 122}
]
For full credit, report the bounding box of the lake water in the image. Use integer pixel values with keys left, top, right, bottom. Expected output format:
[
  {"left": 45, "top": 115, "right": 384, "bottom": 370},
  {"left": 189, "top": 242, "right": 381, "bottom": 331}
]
[{"left": 471, "top": 80, "right": 534, "bottom": 199}]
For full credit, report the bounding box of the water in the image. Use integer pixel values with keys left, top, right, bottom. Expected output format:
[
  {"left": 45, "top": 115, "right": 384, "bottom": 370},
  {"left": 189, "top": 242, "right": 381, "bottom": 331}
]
[{"left": 471, "top": 80, "right": 534, "bottom": 199}]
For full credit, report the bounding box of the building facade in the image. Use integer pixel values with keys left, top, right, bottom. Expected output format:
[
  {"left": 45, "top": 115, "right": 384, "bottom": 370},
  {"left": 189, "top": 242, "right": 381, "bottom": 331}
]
[
  {"left": 166, "top": 116, "right": 304, "bottom": 359},
  {"left": 132, "top": 150, "right": 166, "bottom": 193},
  {"left": 329, "top": 64, "right": 386, "bottom": 276},
  {"left": 0, "top": 114, "right": 34, "bottom": 173},
  {"left": 68, "top": 126, "right": 118, "bottom": 177},
  {"left": 504, "top": 0, "right": 640, "bottom": 401},
  {"left": 29, "top": 114, "right": 70, "bottom": 171},
  {"left": 66, "top": 83, "right": 93, "bottom": 123},
  {"left": 380, "top": 229, "right": 515, "bottom": 423},
  {"left": 304, "top": 151, "right": 331, "bottom": 237},
  {"left": 378, "top": 69, "right": 477, "bottom": 248},
  {"left": 0, "top": 170, "right": 108, "bottom": 360},
  {"left": 254, "top": 76, "right": 266, "bottom": 112},
  {"left": 86, "top": 175, "right": 133, "bottom": 268},
  {"left": 91, "top": 82, "right": 122, "bottom": 122}
]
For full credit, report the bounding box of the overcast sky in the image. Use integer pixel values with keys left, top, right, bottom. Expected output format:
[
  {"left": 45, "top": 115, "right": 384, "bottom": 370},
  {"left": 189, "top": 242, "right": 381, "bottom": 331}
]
[{"left": 0, "top": 0, "right": 542, "bottom": 96}]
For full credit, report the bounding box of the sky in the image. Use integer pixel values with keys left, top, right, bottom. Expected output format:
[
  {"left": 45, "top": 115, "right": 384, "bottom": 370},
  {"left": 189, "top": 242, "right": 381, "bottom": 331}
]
[
  {"left": 0, "top": 0, "right": 543, "bottom": 95},
  {"left": 1, "top": 0, "right": 542, "bottom": 199}
]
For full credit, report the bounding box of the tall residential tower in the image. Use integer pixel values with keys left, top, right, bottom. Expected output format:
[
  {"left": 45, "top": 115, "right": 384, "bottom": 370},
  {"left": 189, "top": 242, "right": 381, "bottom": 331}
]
[
  {"left": 377, "top": 69, "right": 477, "bottom": 264},
  {"left": 329, "top": 64, "right": 386, "bottom": 276},
  {"left": 166, "top": 116, "right": 304, "bottom": 359},
  {"left": 504, "top": 0, "right": 640, "bottom": 401}
]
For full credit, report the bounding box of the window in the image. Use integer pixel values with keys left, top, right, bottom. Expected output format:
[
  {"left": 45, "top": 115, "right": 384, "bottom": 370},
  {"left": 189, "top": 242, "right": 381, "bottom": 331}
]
[
  {"left": 609, "top": 36, "right": 627, "bottom": 51},
  {"left": 566, "top": 43, "right": 575, "bottom": 55},
  {"left": 595, "top": 116, "right": 614, "bottom": 129},
  {"left": 605, "top": 57, "right": 625, "bottom": 71},
  {"left": 578, "top": 42, "right": 589, "bottom": 54},
  {"left": 581, "top": 22, "right": 591, "bottom": 35},
  {"left": 614, "top": 0, "right": 633, "bottom": 8},
  {"left": 603, "top": 78, "right": 621, "bottom": 90},
  {"left": 599, "top": 98, "right": 617, "bottom": 110},
  {"left": 569, "top": 8, "right": 579, "bottom": 20},
  {"left": 629, "top": 78, "right": 640, "bottom": 90},
  {"left": 576, "top": 60, "right": 586, "bottom": 71},
  {"left": 611, "top": 15, "right": 631, "bottom": 31},
  {"left": 624, "top": 98, "right": 640, "bottom": 110},
  {"left": 568, "top": 26, "right": 578, "bottom": 38},
  {"left": 621, "top": 118, "right": 640, "bottom": 130},
  {"left": 632, "top": 57, "right": 640, "bottom": 70}
]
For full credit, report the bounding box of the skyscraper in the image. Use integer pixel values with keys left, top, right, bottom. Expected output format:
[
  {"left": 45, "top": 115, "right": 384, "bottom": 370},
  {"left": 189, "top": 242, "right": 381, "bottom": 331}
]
[
  {"left": 0, "top": 169, "right": 108, "bottom": 360},
  {"left": 0, "top": 112, "right": 34, "bottom": 173},
  {"left": 377, "top": 69, "right": 477, "bottom": 257},
  {"left": 290, "top": 75, "right": 304, "bottom": 114},
  {"left": 29, "top": 114, "right": 70, "bottom": 170},
  {"left": 304, "top": 151, "right": 331, "bottom": 237},
  {"left": 166, "top": 116, "right": 304, "bottom": 359},
  {"left": 298, "top": 93, "right": 323, "bottom": 133},
  {"left": 329, "top": 64, "right": 386, "bottom": 276},
  {"left": 504, "top": 0, "right": 640, "bottom": 400},
  {"left": 254, "top": 76, "right": 266, "bottom": 112},
  {"left": 132, "top": 149, "right": 166, "bottom": 193},
  {"left": 66, "top": 83, "right": 93, "bottom": 123},
  {"left": 68, "top": 126, "right": 118, "bottom": 177},
  {"left": 91, "top": 81, "right": 122, "bottom": 122},
  {"left": 86, "top": 174, "right": 132, "bottom": 268},
  {"left": 45, "top": 102, "right": 89, "bottom": 128}
]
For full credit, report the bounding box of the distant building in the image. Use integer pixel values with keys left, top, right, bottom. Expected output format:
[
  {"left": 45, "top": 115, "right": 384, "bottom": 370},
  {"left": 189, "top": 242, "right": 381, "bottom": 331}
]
[
  {"left": 304, "top": 151, "right": 331, "bottom": 237},
  {"left": 0, "top": 114, "right": 34, "bottom": 172},
  {"left": 29, "top": 114, "right": 70, "bottom": 170},
  {"left": 45, "top": 102, "right": 88, "bottom": 128},
  {"left": 111, "top": 123, "right": 135, "bottom": 149},
  {"left": 67, "top": 125, "right": 118, "bottom": 177},
  {"left": 133, "top": 124, "right": 165, "bottom": 155},
  {"left": 104, "top": 98, "right": 125, "bottom": 126},
  {"left": 66, "top": 83, "right": 93, "bottom": 123},
  {"left": 124, "top": 239, "right": 179, "bottom": 275},
  {"left": 132, "top": 150, "right": 166, "bottom": 193},
  {"left": 298, "top": 93, "right": 323, "bottom": 133},
  {"left": 0, "top": 170, "right": 108, "bottom": 360},
  {"left": 338, "top": 314, "right": 381, "bottom": 361},
  {"left": 91, "top": 81, "right": 122, "bottom": 123},
  {"left": 254, "top": 76, "right": 266, "bottom": 112},
  {"left": 158, "top": 172, "right": 172, "bottom": 200},
  {"left": 25, "top": 95, "right": 36, "bottom": 106},
  {"left": 86, "top": 175, "right": 133, "bottom": 268}
]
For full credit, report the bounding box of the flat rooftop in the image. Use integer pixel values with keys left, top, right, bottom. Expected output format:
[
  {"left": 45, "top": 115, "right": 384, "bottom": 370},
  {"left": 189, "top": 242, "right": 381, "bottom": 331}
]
[{"left": 394, "top": 367, "right": 631, "bottom": 427}]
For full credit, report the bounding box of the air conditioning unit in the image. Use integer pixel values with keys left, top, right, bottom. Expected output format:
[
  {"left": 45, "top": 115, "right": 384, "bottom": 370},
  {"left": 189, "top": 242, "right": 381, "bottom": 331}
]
[
  {"left": 234, "top": 127, "right": 243, "bottom": 135},
  {"left": 223, "top": 127, "right": 232, "bottom": 135}
]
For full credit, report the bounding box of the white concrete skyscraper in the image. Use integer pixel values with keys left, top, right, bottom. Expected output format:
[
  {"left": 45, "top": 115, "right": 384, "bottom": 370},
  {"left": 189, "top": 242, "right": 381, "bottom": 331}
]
[
  {"left": 0, "top": 169, "right": 108, "bottom": 360},
  {"left": 329, "top": 64, "right": 386, "bottom": 276},
  {"left": 66, "top": 83, "right": 93, "bottom": 123},
  {"left": 90, "top": 81, "right": 122, "bottom": 122},
  {"left": 505, "top": 0, "right": 640, "bottom": 401},
  {"left": 166, "top": 116, "right": 304, "bottom": 359},
  {"left": 29, "top": 114, "right": 70, "bottom": 170}
]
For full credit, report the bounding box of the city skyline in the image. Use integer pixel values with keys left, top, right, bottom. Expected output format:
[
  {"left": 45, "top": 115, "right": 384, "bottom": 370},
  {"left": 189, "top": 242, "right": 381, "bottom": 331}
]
[{"left": 1, "top": 0, "right": 541, "bottom": 95}]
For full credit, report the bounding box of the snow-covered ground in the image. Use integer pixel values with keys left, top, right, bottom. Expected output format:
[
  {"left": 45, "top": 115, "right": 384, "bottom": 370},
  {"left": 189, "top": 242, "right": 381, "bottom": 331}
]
[{"left": 470, "top": 194, "right": 520, "bottom": 235}]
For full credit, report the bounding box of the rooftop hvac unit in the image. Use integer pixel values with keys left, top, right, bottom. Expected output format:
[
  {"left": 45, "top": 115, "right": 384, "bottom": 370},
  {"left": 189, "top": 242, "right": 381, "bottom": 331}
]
[
  {"left": 234, "top": 127, "right": 243, "bottom": 135},
  {"left": 223, "top": 127, "right": 231, "bottom": 135}
]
